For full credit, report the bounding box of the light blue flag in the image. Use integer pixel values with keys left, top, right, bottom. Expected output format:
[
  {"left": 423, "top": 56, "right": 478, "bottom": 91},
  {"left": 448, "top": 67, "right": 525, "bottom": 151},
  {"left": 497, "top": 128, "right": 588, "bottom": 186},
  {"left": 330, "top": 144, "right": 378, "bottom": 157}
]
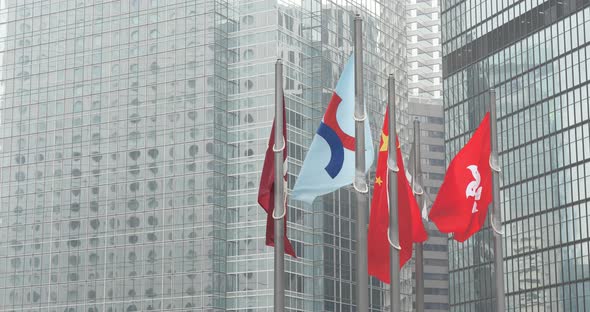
[{"left": 292, "top": 55, "right": 374, "bottom": 204}]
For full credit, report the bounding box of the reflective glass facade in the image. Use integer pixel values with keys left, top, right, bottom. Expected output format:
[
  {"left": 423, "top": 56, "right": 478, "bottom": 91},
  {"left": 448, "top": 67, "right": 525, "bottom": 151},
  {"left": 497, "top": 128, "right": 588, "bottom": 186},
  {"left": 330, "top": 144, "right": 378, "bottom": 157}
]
[
  {"left": 1, "top": 1, "right": 230, "bottom": 311},
  {"left": 442, "top": 0, "right": 590, "bottom": 311},
  {"left": 408, "top": 103, "right": 449, "bottom": 312},
  {"left": 0, "top": 0, "right": 408, "bottom": 311}
]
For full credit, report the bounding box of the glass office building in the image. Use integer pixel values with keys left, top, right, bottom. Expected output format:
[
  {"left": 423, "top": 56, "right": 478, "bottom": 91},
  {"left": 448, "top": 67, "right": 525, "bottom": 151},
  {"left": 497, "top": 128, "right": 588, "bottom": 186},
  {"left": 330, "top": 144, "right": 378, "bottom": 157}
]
[
  {"left": 442, "top": 0, "right": 590, "bottom": 311},
  {"left": 406, "top": 0, "right": 449, "bottom": 310},
  {"left": 0, "top": 0, "right": 409, "bottom": 311},
  {"left": 407, "top": 103, "right": 449, "bottom": 312}
]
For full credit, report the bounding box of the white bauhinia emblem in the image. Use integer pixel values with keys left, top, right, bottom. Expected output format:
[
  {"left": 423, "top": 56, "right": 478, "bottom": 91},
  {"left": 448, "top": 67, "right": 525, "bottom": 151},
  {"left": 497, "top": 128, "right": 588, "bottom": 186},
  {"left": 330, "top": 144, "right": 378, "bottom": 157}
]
[{"left": 465, "top": 165, "right": 482, "bottom": 213}]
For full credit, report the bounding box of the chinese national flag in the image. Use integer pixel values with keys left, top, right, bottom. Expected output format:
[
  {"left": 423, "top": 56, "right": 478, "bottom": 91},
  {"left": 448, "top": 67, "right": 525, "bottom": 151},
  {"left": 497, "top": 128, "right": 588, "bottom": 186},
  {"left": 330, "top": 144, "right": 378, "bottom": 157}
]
[
  {"left": 258, "top": 98, "right": 296, "bottom": 257},
  {"left": 368, "top": 109, "right": 428, "bottom": 284},
  {"left": 429, "top": 113, "right": 492, "bottom": 242}
]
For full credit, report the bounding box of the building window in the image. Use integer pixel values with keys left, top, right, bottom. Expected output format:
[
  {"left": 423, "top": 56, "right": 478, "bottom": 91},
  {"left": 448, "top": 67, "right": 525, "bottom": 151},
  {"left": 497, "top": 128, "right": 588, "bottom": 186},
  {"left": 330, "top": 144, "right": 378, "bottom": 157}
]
[
  {"left": 288, "top": 51, "right": 295, "bottom": 63},
  {"left": 429, "top": 173, "right": 444, "bottom": 180},
  {"left": 242, "top": 15, "right": 254, "bottom": 25},
  {"left": 244, "top": 49, "right": 254, "bottom": 60},
  {"left": 429, "top": 158, "right": 445, "bottom": 166},
  {"left": 245, "top": 80, "right": 254, "bottom": 90},
  {"left": 429, "top": 145, "right": 444, "bottom": 152},
  {"left": 428, "top": 130, "right": 444, "bottom": 138},
  {"left": 427, "top": 116, "right": 444, "bottom": 124}
]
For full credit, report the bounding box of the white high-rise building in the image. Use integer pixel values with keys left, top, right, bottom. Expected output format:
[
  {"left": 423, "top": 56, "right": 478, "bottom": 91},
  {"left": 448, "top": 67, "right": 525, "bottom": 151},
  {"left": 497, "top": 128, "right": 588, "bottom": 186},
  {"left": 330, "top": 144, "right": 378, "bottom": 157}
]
[
  {"left": 407, "top": 0, "right": 443, "bottom": 102},
  {"left": 406, "top": 0, "right": 449, "bottom": 311}
]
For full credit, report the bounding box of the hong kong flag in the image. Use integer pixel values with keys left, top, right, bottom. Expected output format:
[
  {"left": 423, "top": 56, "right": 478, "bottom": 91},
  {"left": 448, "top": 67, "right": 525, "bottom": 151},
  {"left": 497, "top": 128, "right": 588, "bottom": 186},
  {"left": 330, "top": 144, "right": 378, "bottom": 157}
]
[
  {"left": 367, "top": 109, "right": 427, "bottom": 284},
  {"left": 429, "top": 113, "right": 492, "bottom": 242},
  {"left": 258, "top": 97, "right": 296, "bottom": 257}
]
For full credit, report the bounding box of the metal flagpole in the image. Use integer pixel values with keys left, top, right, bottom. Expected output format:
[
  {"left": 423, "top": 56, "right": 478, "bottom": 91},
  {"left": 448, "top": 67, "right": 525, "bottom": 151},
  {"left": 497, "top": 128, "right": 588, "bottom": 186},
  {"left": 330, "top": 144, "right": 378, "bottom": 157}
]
[
  {"left": 353, "top": 14, "right": 369, "bottom": 312},
  {"left": 413, "top": 120, "right": 424, "bottom": 312},
  {"left": 273, "top": 59, "right": 286, "bottom": 312},
  {"left": 387, "top": 75, "right": 401, "bottom": 312},
  {"left": 489, "top": 89, "right": 506, "bottom": 312}
]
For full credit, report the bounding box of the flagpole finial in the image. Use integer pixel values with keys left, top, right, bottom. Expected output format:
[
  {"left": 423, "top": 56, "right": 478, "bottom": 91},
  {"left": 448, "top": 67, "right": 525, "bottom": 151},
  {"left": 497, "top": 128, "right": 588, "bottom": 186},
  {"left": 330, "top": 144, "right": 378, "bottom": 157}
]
[
  {"left": 355, "top": 13, "right": 362, "bottom": 19},
  {"left": 276, "top": 58, "right": 282, "bottom": 63}
]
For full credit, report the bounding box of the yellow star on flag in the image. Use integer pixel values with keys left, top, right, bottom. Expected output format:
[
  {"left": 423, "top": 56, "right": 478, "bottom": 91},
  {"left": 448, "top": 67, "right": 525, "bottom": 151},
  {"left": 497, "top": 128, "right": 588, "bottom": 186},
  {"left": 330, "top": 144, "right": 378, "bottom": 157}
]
[
  {"left": 379, "top": 132, "right": 389, "bottom": 152},
  {"left": 375, "top": 176, "right": 383, "bottom": 186}
]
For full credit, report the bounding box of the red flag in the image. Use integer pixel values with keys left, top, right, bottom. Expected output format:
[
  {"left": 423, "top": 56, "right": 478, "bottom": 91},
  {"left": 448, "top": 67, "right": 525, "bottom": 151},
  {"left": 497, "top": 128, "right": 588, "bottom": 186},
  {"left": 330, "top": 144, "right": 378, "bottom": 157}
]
[
  {"left": 258, "top": 98, "right": 296, "bottom": 257},
  {"left": 368, "top": 109, "right": 428, "bottom": 284},
  {"left": 429, "top": 113, "right": 492, "bottom": 242}
]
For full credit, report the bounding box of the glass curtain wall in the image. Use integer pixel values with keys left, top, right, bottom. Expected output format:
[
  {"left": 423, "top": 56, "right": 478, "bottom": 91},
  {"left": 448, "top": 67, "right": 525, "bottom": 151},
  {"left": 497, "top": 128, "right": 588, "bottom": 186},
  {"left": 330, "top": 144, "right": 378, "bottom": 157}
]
[
  {"left": 442, "top": 0, "right": 590, "bottom": 311},
  {"left": 0, "top": 0, "right": 408, "bottom": 311},
  {"left": 226, "top": 0, "right": 409, "bottom": 311},
  {"left": 0, "top": 1, "right": 230, "bottom": 311}
]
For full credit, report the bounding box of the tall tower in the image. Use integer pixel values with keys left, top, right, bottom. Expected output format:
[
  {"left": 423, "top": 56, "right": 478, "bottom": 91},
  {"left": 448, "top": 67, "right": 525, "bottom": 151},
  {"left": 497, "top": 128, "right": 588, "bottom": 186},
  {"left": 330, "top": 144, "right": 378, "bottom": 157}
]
[
  {"left": 407, "top": 103, "right": 449, "bottom": 312},
  {"left": 406, "top": 0, "right": 449, "bottom": 310},
  {"left": 442, "top": 1, "right": 590, "bottom": 311},
  {"left": 0, "top": 1, "right": 231, "bottom": 311},
  {"left": 0, "top": 0, "right": 408, "bottom": 311},
  {"left": 407, "top": 0, "right": 442, "bottom": 101}
]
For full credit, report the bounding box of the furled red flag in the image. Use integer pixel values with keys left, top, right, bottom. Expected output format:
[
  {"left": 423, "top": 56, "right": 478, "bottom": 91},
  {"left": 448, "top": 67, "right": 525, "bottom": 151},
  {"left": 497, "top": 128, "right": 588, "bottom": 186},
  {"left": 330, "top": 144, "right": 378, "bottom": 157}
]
[
  {"left": 258, "top": 98, "right": 296, "bottom": 257},
  {"left": 429, "top": 113, "right": 492, "bottom": 242},
  {"left": 368, "top": 109, "right": 428, "bottom": 284}
]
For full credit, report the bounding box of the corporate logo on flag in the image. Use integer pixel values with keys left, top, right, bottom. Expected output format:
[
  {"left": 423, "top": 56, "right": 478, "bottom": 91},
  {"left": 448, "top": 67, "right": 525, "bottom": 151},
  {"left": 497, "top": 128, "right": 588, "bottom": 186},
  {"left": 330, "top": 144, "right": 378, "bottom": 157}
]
[
  {"left": 291, "top": 54, "right": 374, "bottom": 204},
  {"left": 317, "top": 93, "right": 355, "bottom": 178},
  {"left": 465, "top": 165, "right": 482, "bottom": 213}
]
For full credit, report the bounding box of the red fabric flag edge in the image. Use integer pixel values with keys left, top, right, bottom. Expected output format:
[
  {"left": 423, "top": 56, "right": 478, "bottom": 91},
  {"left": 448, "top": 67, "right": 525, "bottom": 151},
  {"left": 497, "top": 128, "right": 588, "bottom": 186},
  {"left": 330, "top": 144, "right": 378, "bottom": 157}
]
[
  {"left": 428, "top": 113, "right": 492, "bottom": 242},
  {"left": 257, "top": 98, "right": 296, "bottom": 257},
  {"left": 367, "top": 109, "right": 428, "bottom": 284}
]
